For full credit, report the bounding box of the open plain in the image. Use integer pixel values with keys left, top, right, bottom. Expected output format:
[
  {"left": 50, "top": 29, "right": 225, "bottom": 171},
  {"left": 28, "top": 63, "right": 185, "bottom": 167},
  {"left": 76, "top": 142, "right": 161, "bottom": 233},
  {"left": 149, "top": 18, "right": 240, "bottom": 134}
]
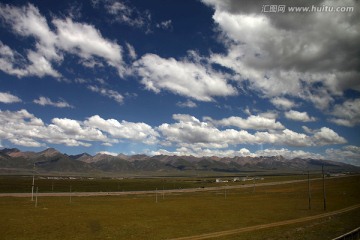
[{"left": 0, "top": 174, "right": 359, "bottom": 239}]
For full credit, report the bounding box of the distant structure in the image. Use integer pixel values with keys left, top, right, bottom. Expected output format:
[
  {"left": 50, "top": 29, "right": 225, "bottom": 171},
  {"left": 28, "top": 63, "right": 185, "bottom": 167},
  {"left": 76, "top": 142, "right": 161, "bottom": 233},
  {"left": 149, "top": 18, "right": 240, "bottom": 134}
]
[{"left": 215, "top": 178, "right": 228, "bottom": 183}]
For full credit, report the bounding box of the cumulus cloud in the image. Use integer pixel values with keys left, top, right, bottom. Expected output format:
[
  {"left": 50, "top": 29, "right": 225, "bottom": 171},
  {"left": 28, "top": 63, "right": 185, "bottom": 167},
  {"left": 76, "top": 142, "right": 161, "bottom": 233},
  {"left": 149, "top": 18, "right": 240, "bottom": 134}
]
[
  {"left": 329, "top": 98, "right": 360, "bottom": 127},
  {"left": 205, "top": 115, "right": 285, "bottom": 130},
  {"left": 0, "top": 92, "right": 22, "bottom": 103},
  {"left": 152, "top": 147, "right": 253, "bottom": 158},
  {"left": 0, "top": 109, "right": 159, "bottom": 148},
  {"left": 85, "top": 115, "right": 159, "bottom": 145},
  {"left": 313, "top": 127, "right": 347, "bottom": 146},
  {"left": 325, "top": 145, "right": 360, "bottom": 166},
  {"left": 152, "top": 146, "right": 325, "bottom": 160},
  {"left": 158, "top": 114, "right": 347, "bottom": 151},
  {"left": 0, "top": 3, "right": 125, "bottom": 78},
  {"left": 0, "top": 109, "right": 349, "bottom": 159},
  {"left": 271, "top": 97, "right": 298, "bottom": 110},
  {"left": 33, "top": 96, "right": 73, "bottom": 108},
  {"left": 132, "top": 53, "right": 237, "bottom": 101},
  {"left": 285, "top": 110, "right": 316, "bottom": 122},
  {"left": 159, "top": 114, "right": 313, "bottom": 149},
  {"left": 0, "top": 4, "right": 61, "bottom": 77},
  {"left": 0, "top": 109, "right": 47, "bottom": 147},
  {"left": 53, "top": 17, "right": 124, "bottom": 74},
  {"left": 202, "top": 0, "right": 360, "bottom": 110}
]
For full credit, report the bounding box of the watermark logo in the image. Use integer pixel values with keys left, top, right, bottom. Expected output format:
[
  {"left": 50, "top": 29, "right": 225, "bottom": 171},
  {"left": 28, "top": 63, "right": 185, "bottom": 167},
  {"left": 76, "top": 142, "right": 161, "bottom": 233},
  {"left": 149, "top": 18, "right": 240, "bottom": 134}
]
[{"left": 261, "top": 5, "right": 354, "bottom": 13}]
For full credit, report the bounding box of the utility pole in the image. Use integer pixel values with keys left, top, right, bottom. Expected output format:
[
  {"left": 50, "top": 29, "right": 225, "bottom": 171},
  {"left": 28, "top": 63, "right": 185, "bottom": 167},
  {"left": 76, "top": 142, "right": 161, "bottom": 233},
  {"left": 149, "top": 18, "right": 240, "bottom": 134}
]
[
  {"left": 155, "top": 188, "right": 158, "bottom": 203},
  {"left": 322, "top": 165, "right": 327, "bottom": 211},
  {"left": 31, "top": 163, "right": 35, "bottom": 201},
  {"left": 308, "top": 171, "right": 311, "bottom": 210},
  {"left": 35, "top": 187, "right": 38, "bottom": 208},
  {"left": 69, "top": 185, "right": 72, "bottom": 203},
  {"left": 252, "top": 177, "right": 256, "bottom": 193}
]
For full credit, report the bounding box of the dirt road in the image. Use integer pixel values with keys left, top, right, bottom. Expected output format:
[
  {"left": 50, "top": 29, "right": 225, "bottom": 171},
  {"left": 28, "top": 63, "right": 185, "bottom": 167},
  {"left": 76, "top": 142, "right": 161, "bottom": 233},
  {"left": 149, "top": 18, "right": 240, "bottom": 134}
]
[{"left": 169, "top": 204, "right": 360, "bottom": 240}]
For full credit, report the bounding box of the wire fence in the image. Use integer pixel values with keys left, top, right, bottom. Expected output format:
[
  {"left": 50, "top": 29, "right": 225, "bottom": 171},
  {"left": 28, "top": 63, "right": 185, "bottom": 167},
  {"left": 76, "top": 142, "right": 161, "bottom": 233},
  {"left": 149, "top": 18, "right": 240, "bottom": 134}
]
[{"left": 332, "top": 227, "right": 360, "bottom": 240}]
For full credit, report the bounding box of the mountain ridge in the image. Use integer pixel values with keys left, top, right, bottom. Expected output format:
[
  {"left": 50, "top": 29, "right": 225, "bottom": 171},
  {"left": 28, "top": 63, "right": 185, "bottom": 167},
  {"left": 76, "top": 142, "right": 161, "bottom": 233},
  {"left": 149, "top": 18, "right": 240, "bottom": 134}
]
[{"left": 0, "top": 148, "right": 358, "bottom": 175}]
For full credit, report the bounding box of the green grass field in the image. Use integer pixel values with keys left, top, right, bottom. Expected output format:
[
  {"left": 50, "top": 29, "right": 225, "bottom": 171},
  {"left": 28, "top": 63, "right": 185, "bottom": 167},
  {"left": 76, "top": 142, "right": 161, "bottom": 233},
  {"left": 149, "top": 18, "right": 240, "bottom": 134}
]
[{"left": 0, "top": 175, "right": 359, "bottom": 239}]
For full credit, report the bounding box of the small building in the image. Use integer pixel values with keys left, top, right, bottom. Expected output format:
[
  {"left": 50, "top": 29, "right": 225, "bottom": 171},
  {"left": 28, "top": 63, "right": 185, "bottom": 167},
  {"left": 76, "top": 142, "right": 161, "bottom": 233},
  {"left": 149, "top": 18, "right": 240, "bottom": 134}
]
[{"left": 216, "top": 178, "right": 228, "bottom": 183}]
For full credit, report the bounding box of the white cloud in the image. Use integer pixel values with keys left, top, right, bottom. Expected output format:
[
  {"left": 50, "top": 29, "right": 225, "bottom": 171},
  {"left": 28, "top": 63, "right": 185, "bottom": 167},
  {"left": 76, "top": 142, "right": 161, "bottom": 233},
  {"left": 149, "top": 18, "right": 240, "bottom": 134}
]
[
  {"left": 0, "top": 42, "right": 28, "bottom": 77},
  {"left": 313, "top": 127, "right": 347, "bottom": 146},
  {"left": 206, "top": 115, "right": 285, "bottom": 130},
  {"left": 158, "top": 114, "right": 347, "bottom": 150},
  {"left": 94, "top": 0, "right": 151, "bottom": 31},
  {"left": 285, "top": 110, "right": 316, "bottom": 122},
  {"left": 271, "top": 97, "right": 298, "bottom": 110},
  {"left": 302, "top": 126, "right": 315, "bottom": 134},
  {"left": 79, "top": 58, "right": 104, "bottom": 68},
  {"left": 132, "top": 53, "right": 237, "bottom": 101},
  {"left": 0, "top": 109, "right": 350, "bottom": 157},
  {"left": 258, "top": 111, "right": 278, "bottom": 120},
  {"left": 0, "top": 109, "right": 48, "bottom": 147},
  {"left": 0, "top": 109, "right": 161, "bottom": 148},
  {"left": 10, "top": 138, "right": 44, "bottom": 147},
  {"left": 0, "top": 3, "right": 125, "bottom": 78},
  {"left": 97, "top": 151, "right": 118, "bottom": 156},
  {"left": 203, "top": 0, "right": 360, "bottom": 110},
  {"left": 176, "top": 100, "right": 197, "bottom": 108},
  {"left": 0, "top": 4, "right": 61, "bottom": 78},
  {"left": 156, "top": 20, "right": 172, "bottom": 30},
  {"left": 125, "top": 42, "right": 137, "bottom": 60},
  {"left": 88, "top": 85, "right": 124, "bottom": 104},
  {"left": 325, "top": 145, "right": 360, "bottom": 166},
  {"left": 159, "top": 114, "right": 312, "bottom": 149},
  {"left": 0, "top": 41, "right": 60, "bottom": 78},
  {"left": 0, "top": 92, "right": 22, "bottom": 103},
  {"left": 85, "top": 115, "right": 159, "bottom": 145},
  {"left": 329, "top": 98, "right": 360, "bottom": 127},
  {"left": 0, "top": 3, "right": 59, "bottom": 60},
  {"left": 152, "top": 146, "right": 324, "bottom": 160},
  {"left": 53, "top": 17, "right": 124, "bottom": 75},
  {"left": 152, "top": 147, "right": 253, "bottom": 158},
  {"left": 34, "top": 96, "right": 73, "bottom": 108}
]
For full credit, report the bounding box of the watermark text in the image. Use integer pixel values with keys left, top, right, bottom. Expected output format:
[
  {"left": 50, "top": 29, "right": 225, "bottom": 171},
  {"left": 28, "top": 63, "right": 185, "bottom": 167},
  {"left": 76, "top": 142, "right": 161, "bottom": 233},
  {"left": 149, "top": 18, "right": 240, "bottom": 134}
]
[{"left": 261, "top": 5, "right": 354, "bottom": 13}]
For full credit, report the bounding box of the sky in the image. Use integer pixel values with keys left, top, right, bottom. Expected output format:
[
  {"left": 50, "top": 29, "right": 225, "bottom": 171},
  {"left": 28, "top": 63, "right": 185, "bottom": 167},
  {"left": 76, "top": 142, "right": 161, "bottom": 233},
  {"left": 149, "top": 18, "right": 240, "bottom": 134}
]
[{"left": 0, "top": 0, "right": 359, "bottom": 165}]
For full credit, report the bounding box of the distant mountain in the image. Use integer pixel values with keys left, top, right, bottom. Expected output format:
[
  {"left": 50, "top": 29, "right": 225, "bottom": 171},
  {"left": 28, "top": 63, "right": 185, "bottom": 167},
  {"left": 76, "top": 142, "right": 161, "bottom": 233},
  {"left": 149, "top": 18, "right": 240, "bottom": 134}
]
[
  {"left": 37, "top": 148, "right": 61, "bottom": 158},
  {"left": 0, "top": 148, "right": 97, "bottom": 174},
  {"left": 0, "top": 148, "right": 20, "bottom": 155},
  {"left": 69, "top": 153, "right": 93, "bottom": 163},
  {"left": 0, "top": 148, "right": 358, "bottom": 175}
]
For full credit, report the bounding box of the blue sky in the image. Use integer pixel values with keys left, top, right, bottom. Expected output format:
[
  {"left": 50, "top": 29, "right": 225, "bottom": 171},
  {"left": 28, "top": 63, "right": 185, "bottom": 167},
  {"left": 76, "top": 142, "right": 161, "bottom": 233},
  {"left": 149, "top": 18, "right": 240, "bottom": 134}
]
[{"left": 0, "top": 0, "right": 359, "bottom": 165}]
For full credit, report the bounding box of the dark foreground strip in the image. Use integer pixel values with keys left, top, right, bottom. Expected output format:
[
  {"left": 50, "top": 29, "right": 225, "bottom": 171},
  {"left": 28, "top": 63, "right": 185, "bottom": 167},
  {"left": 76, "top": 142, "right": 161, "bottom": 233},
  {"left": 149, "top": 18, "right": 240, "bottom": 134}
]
[{"left": 169, "top": 204, "right": 360, "bottom": 240}]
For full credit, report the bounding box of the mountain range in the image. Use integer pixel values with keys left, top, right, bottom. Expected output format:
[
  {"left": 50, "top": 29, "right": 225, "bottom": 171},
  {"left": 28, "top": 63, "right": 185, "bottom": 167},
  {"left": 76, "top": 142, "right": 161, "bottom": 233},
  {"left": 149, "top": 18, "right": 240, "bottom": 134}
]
[{"left": 0, "top": 148, "right": 358, "bottom": 176}]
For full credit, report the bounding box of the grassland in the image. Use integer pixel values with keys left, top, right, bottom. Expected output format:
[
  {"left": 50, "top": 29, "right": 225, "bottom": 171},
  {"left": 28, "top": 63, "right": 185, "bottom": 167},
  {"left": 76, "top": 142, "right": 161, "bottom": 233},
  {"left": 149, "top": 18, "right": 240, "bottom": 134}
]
[
  {"left": 0, "top": 173, "right": 321, "bottom": 193},
  {"left": 0, "top": 175, "right": 359, "bottom": 239}
]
